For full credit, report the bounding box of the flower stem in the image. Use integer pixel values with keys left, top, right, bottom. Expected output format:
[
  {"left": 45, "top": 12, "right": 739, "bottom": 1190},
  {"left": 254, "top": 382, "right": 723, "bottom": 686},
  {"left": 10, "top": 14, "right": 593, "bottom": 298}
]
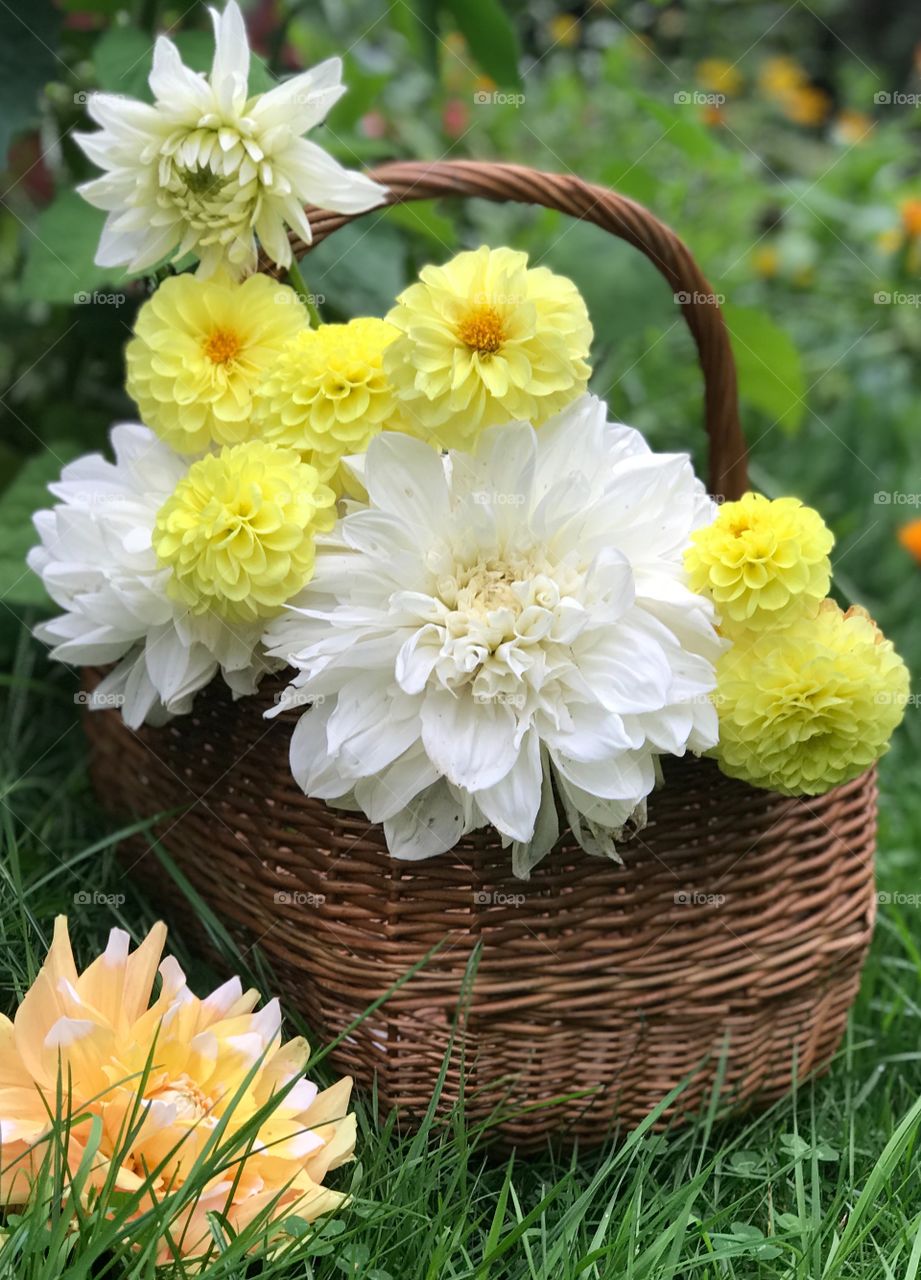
[{"left": 287, "top": 258, "right": 322, "bottom": 328}]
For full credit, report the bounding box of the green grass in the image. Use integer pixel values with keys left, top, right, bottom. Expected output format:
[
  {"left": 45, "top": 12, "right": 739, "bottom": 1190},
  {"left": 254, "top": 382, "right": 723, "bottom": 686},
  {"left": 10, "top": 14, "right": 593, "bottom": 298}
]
[{"left": 1, "top": 633, "right": 921, "bottom": 1280}]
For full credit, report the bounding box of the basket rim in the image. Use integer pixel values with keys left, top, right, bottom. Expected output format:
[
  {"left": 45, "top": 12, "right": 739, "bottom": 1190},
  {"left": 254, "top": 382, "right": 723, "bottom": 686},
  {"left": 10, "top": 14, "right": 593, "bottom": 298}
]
[{"left": 260, "top": 157, "right": 748, "bottom": 499}]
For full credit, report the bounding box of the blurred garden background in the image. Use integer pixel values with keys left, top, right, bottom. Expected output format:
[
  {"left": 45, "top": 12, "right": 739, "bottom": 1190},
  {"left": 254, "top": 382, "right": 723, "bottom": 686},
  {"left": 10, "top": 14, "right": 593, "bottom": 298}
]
[{"left": 3, "top": 0, "right": 921, "bottom": 1275}]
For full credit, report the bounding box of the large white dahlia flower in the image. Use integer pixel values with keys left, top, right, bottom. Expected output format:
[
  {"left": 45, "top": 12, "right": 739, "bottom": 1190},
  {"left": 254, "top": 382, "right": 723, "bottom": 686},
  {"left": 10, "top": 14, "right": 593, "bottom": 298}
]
[
  {"left": 264, "top": 395, "right": 723, "bottom": 874},
  {"left": 28, "top": 424, "right": 267, "bottom": 728},
  {"left": 75, "top": 1, "right": 386, "bottom": 277}
]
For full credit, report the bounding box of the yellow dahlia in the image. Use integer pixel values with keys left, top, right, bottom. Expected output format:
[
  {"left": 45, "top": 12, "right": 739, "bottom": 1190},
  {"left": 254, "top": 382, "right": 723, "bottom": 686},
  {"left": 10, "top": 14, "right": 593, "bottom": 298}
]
[
  {"left": 126, "top": 271, "right": 308, "bottom": 454},
  {"left": 384, "top": 245, "right": 593, "bottom": 449},
  {"left": 153, "top": 441, "right": 336, "bottom": 621},
  {"left": 685, "top": 491, "right": 834, "bottom": 627},
  {"left": 254, "top": 318, "right": 401, "bottom": 466},
  {"left": 0, "top": 917, "right": 355, "bottom": 1264},
  {"left": 714, "top": 601, "right": 909, "bottom": 795}
]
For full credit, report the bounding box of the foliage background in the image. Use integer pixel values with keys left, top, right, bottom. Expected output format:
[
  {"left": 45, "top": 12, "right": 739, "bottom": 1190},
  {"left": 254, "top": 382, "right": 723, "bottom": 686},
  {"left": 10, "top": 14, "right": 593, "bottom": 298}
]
[{"left": 2, "top": 0, "right": 921, "bottom": 1275}]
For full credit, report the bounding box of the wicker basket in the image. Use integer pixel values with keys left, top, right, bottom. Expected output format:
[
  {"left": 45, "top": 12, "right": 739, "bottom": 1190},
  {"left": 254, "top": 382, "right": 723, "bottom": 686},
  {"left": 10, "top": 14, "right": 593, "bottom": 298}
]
[{"left": 82, "top": 161, "right": 878, "bottom": 1148}]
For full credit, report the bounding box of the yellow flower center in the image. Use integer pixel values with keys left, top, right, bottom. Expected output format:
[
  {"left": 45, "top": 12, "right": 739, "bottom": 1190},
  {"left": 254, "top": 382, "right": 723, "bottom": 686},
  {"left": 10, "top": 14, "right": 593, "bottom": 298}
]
[
  {"left": 150, "top": 1074, "right": 213, "bottom": 1122},
  {"left": 457, "top": 304, "right": 506, "bottom": 355},
  {"left": 202, "top": 328, "right": 241, "bottom": 365}
]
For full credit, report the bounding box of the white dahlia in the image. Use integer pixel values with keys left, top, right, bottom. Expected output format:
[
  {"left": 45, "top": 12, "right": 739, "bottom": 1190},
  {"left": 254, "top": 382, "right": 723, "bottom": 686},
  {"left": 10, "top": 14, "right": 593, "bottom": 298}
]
[
  {"left": 75, "top": 1, "right": 386, "bottom": 277},
  {"left": 264, "top": 395, "right": 723, "bottom": 875},
  {"left": 28, "top": 424, "right": 268, "bottom": 729}
]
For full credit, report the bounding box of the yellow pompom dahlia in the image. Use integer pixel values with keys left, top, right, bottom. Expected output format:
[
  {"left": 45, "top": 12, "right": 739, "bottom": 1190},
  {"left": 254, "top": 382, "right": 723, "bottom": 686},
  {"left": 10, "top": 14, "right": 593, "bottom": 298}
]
[
  {"left": 685, "top": 491, "right": 833, "bottom": 627},
  {"left": 254, "top": 318, "right": 401, "bottom": 466},
  {"left": 714, "top": 601, "right": 909, "bottom": 795},
  {"left": 384, "top": 245, "right": 593, "bottom": 449},
  {"left": 126, "top": 271, "right": 308, "bottom": 454},
  {"left": 153, "top": 441, "right": 336, "bottom": 621},
  {"left": 0, "top": 917, "right": 355, "bottom": 1263}
]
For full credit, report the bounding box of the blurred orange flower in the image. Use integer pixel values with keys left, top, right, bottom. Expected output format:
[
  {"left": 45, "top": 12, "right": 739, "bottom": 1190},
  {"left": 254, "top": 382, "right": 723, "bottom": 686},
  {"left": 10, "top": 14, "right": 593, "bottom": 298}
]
[
  {"left": 758, "top": 55, "right": 807, "bottom": 99},
  {"left": 899, "top": 518, "right": 921, "bottom": 563},
  {"left": 900, "top": 198, "right": 921, "bottom": 239},
  {"left": 752, "top": 245, "right": 780, "bottom": 278},
  {"left": 831, "top": 110, "right": 873, "bottom": 145},
  {"left": 548, "top": 13, "right": 580, "bottom": 48},
  {"left": 781, "top": 84, "right": 832, "bottom": 126},
  {"left": 696, "top": 57, "right": 743, "bottom": 97}
]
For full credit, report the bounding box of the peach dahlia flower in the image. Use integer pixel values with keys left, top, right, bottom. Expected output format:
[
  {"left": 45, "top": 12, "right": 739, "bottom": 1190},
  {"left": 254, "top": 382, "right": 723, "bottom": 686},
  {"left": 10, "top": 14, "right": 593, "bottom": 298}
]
[{"left": 0, "top": 917, "right": 354, "bottom": 1262}]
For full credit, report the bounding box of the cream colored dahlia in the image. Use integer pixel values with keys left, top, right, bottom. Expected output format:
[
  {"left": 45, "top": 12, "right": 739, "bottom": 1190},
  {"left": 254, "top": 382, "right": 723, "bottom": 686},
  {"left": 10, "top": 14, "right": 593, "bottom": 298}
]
[
  {"left": 75, "top": 1, "right": 386, "bottom": 276},
  {"left": 0, "top": 918, "right": 355, "bottom": 1263},
  {"left": 685, "top": 491, "right": 833, "bottom": 628},
  {"left": 254, "top": 318, "right": 401, "bottom": 467},
  {"left": 264, "top": 394, "right": 722, "bottom": 875},
  {"left": 384, "top": 246, "right": 593, "bottom": 449},
  {"left": 714, "top": 601, "right": 909, "bottom": 794},
  {"left": 153, "top": 441, "right": 336, "bottom": 622},
  {"left": 126, "top": 271, "right": 308, "bottom": 454}
]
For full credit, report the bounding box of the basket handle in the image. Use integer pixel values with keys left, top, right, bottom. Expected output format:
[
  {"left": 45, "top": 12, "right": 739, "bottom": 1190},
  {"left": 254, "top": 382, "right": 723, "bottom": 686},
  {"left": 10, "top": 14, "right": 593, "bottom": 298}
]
[{"left": 284, "top": 159, "right": 748, "bottom": 500}]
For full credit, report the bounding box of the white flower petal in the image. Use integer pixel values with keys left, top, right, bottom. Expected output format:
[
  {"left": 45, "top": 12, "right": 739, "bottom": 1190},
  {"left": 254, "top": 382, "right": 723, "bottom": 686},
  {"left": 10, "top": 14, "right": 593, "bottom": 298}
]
[
  {"left": 475, "top": 728, "right": 541, "bottom": 842},
  {"left": 209, "top": 0, "right": 250, "bottom": 116},
  {"left": 29, "top": 423, "right": 265, "bottom": 727},
  {"left": 420, "top": 689, "right": 519, "bottom": 791},
  {"left": 268, "top": 393, "right": 722, "bottom": 871},
  {"left": 284, "top": 137, "right": 388, "bottom": 213},
  {"left": 383, "top": 781, "right": 471, "bottom": 860},
  {"left": 363, "top": 432, "right": 450, "bottom": 533}
]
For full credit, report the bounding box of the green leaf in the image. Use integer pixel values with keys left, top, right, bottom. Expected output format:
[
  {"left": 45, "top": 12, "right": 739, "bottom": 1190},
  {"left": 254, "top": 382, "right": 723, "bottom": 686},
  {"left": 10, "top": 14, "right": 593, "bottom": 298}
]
[
  {"left": 92, "top": 26, "right": 273, "bottom": 99},
  {"left": 636, "top": 93, "right": 719, "bottom": 162},
  {"left": 300, "top": 222, "right": 408, "bottom": 319},
  {"left": 171, "top": 30, "right": 215, "bottom": 75},
  {"left": 18, "top": 190, "right": 123, "bottom": 305},
  {"left": 396, "top": 0, "right": 441, "bottom": 75},
  {"left": 722, "top": 303, "right": 806, "bottom": 433},
  {"left": 92, "top": 27, "right": 155, "bottom": 102},
  {"left": 59, "top": 0, "right": 122, "bottom": 11},
  {"left": 387, "top": 201, "right": 457, "bottom": 253},
  {"left": 0, "top": 0, "right": 59, "bottom": 160},
  {"left": 0, "top": 443, "right": 80, "bottom": 610},
  {"left": 440, "top": 0, "right": 521, "bottom": 88}
]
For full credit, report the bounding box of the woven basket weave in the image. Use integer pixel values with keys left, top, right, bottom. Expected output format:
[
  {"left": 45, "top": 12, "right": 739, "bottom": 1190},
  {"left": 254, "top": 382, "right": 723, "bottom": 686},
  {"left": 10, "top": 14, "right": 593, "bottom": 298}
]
[{"left": 83, "top": 161, "right": 877, "bottom": 1148}]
